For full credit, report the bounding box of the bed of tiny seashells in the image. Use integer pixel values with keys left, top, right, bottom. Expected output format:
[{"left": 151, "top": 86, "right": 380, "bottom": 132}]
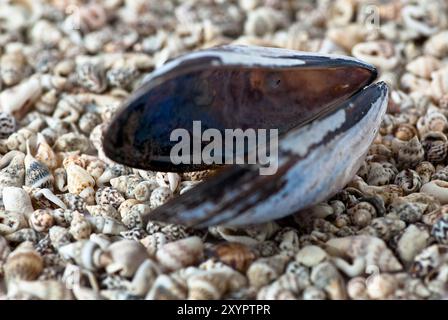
[{"left": 1, "top": 0, "right": 448, "bottom": 300}]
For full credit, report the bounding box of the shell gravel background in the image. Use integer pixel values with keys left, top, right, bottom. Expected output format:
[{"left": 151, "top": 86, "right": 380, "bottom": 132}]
[{"left": 0, "top": 0, "right": 448, "bottom": 300}]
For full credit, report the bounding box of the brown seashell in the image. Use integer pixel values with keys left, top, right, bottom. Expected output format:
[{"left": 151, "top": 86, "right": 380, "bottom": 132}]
[
  {"left": 207, "top": 242, "right": 257, "bottom": 272},
  {"left": 4, "top": 241, "right": 43, "bottom": 282},
  {"left": 416, "top": 161, "right": 436, "bottom": 184},
  {"left": 394, "top": 123, "right": 418, "bottom": 141},
  {"left": 156, "top": 236, "right": 204, "bottom": 272},
  {"left": 7, "top": 280, "right": 73, "bottom": 300}
]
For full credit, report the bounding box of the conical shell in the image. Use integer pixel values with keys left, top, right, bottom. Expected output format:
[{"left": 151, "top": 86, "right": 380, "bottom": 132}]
[
  {"left": 4, "top": 241, "right": 43, "bottom": 282},
  {"left": 156, "top": 236, "right": 204, "bottom": 272}
]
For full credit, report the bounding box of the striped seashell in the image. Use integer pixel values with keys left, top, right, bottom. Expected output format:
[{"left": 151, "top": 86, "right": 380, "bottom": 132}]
[
  {"left": 394, "top": 169, "right": 422, "bottom": 195},
  {"left": 24, "top": 141, "right": 54, "bottom": 189},
  {"left": 140, "top": 232, "right": 168, "bottom": 257},
  {"left": 29, "top": 209, "right": 54, "bottom": 232},
  {"left": 325, "top": 236, "right": 402, "bottom": 274},
  {"left": 48, "top": 226, "right": 71, "bottom": 249},
  {"left": 87, "top": 216, "right": 127, "bottom": 235},
  {"left": 421, "top": 180, "right": 448, "bottom": 204},
  {"left": 4, "top": 241, "right": 43, "bottom": 282},
  {"left": 69, "top": 212, "right": 92, "bottom": 240},
  {"left": 7, "top": 280, "right": 74, "bottom": 300},
  {"left": 416, "top": 161, "right": 436, "bottom": 184},
  {"left": 206, "top": 242, "right": 257, "bottom": 272},
  {"left": 0, "top": 210, "right": 27, "bottom": 236},
  {"left": 0, "top": 112, "right": 16, "bottom": 139},
  {"left": 187, "top": 269, "right": 230, "bottom": 300},
  {"left": 86, "top": 204, "right": 120, "bottom": 220},
  {"left": 95, "top": 186, "right": 125, "bottom": 209},
  {"left": 105, "top": 240, "right": 149, "bottom": 277},
  {"left": 156, "top": 236, "right": 204, "bottom": 272},
  {"left": 246, "top": 254, "right": 290, "bottom": 289},
  {"left": 310, "top": 261, "right": 346, "bottom": 300},
  {"left": 406, "top": 55, "right": 442, "bottom": 79},
  {"left": 110, "top": 174, "right": 142, "bottom": 198},
  {"left": 2, "top": 187, "right": 34, "bottom": 218},
  {"left": 145, "top": 274, "right": 188, "bottom": 300},
  {"left": 426, "top": 142, "right": 448, "bottom": 163}
]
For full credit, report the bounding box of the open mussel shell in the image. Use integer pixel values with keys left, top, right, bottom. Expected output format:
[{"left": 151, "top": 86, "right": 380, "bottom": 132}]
[
  {"left": 103, "top": 45, "right": 388, "bottom": 227},
  {"left": 104, "top": 45, "right": 377, "bottom": 171}
]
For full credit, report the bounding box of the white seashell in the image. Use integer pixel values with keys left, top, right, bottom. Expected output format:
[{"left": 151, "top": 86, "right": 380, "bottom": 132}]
[
  {"left": 149, "top": 186, "right": 173, "bottom": 208},
  {"left": 105, "top": 240, "right": 149, "bottom": 277},
  {"left": 311, "top": 261, "right": 346, "bottom": 300},
  {"left": 0, "top": 77, "right": 42, "bottom": 118},
  {"left": 326, "top": 235, "right": 402, "bottom": 275},
  {"left": 129, "top": 259, "right": 161, "bottom": 297},
  {"left": 366, "top": 274, "right": 397, "bottom": 299},
  {"left": 424, "top": 30, "right": 448, "bottom": 58},
  {"left": 87, "top": 216, "right": 127, "bottom": 235},
  {"left": 7, "top": 280, "right": 73, "bottom": 300},
  {"left": 406, "top": 55, "right": 442, "bottom": 79},
  {"left": 421, "top": 180, "right": 448, "bottom": 204},
  {"left": 0, "top": 210, "right": 28, "bottom": 235},
  {"left": 246, "top": 255, "right": 290, "bottom": 289},
  {"left": 29, "top": 209, "right": 54, "bottom": 232},
  {"left": 34, "top": 133, "right": 57, "bottom": 170},
  {"left": 65, "top": 163, "right": 96, "bottom": 195},
  {"left": 296, "top": 245, "right": 328, "bottom": 267},
  {"left": 156, "top": 236, "right": 204, "bottom": 272},
  {"left": 155, "top": 172, "right": 181, "bottom": 193},
  {"left": 2, "top": 187, "right": 34, "bottom": 218},
  {"left": 145, "top": 274, "right": 188, "bottom": 300},
  {"left": 397, "top": 225, "right": 430, "bottom": 264},
  {"left": 133, "top": 180, "right": 159, "bottom": 202}
]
